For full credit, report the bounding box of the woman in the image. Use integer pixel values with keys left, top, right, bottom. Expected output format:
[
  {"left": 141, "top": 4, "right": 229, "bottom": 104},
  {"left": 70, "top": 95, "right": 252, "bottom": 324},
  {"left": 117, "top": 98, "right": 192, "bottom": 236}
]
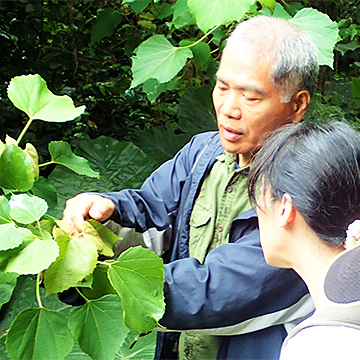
[{"left": 247, "top": 121, "right": 360, "bottom": 359}]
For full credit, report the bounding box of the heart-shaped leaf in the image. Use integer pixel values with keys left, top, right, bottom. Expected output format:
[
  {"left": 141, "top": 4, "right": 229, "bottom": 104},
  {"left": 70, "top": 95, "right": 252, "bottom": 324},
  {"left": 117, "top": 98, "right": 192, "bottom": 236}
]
[
  {"left": 69, "top": 295, "right": 128, "bottom": 360},
  {"left": 6, "top": 307, "right": 74, "bottom": 360},
  {"left": 131, "top": 35, "right": 193, "bottom": 88},
  {"left": 5, "top": 236, "right": 59, "bottom": 275},
  {"left": 291, "top": 8, "right": 339, "bottom": 68},
  {"left": 0, "top": 223, "right": 24, "bottom": 251},
  {"left": 7, "top": 74, "right": 85, "bottom": 122},
  {"left": 107, "top": 246, "right": 165, "bottom": 333},
  {"left": 9, "top": 193, "right": 48, "bottom": 224},
  {"left": 49, "top": 141, "right": 99, "bottom": 178}
]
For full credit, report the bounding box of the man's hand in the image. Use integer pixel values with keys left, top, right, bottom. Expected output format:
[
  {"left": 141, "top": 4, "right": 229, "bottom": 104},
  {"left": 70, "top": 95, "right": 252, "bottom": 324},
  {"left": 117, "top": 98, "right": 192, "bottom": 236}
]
[{"left": 62, "top": 193, "right": 115, "bottom": 232}]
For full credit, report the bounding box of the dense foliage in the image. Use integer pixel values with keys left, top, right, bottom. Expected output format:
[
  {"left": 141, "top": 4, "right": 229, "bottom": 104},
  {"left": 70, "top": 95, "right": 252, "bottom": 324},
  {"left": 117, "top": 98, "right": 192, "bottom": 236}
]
[{"left": 0, "top": 0, "right": 359, "bottom": 359}]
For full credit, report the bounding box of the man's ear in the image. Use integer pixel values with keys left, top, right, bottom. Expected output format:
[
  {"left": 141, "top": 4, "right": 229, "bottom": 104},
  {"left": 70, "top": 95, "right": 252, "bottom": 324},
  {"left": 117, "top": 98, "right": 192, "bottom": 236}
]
[
  {"left": 279, "top": 194, "right": 297, "bottom": 228},
  {"left": 291, "top": 90, "right": 311, "bottom": 123}
]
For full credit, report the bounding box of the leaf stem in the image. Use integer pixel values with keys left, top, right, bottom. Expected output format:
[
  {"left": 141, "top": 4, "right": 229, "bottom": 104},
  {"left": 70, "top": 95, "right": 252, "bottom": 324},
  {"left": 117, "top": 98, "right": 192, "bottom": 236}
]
[
  {"left": 38, "top": 161, "right": 54, "bottom": 168},
  {"left": 75, "top": 287, "right": 89, "bottom": 302},
  {"left": 177, "top": 25, "right": 221, "bottom": 49},
  {"left": 17, "top": 117, "right": 34, "bottom": 145},
  {"left": 36, "top": 273, "right": 43, "bottom": 308}
]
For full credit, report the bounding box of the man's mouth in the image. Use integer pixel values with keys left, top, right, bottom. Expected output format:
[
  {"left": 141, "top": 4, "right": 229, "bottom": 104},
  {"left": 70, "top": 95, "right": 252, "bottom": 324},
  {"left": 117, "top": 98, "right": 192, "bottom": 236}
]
[{"left": 221, "top": 125, "right": 243, "bottom": 141}]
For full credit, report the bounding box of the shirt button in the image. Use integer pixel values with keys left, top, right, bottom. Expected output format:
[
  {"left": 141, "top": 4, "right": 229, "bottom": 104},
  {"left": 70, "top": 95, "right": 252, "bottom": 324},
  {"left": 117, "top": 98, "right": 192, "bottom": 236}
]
[
  {"left": 217, "top": 225, "right": 224, "bottom": 232},
  {"left": 184, "top": 347, "right": 190, "bottom": 356},
  {"left": 226, "top": 185, "right": 233, "bottom": 193}
]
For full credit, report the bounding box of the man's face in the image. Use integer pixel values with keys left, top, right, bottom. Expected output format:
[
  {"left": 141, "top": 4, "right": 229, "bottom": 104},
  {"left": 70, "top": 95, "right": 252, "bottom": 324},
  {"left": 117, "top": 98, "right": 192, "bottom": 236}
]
[{"left": 212, "top": 47, "right": 301, "bottom": 166}]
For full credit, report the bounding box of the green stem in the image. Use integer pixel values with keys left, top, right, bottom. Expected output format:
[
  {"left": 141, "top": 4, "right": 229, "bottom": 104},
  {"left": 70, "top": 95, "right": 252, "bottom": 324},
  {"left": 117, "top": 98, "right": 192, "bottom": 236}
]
[
  {"left": 17, "top": 117, "right": 34, "bottom": 145},
  {"left": 177, "top": 25, "right": 221, "bottom": 49},
  {"left": 38, "top": 161, "right": 54, "bottom": 168},
  {"left": 75, "top": 287, "right": 89, "bottom": 302},
  {"left": 36, "top": 273, "right": 43, "bottom": 308}
]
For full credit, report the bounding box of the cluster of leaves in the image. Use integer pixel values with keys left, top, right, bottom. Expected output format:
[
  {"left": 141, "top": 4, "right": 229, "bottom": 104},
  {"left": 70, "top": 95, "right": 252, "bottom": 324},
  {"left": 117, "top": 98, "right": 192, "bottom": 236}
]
[{"left": 0, "top": 75, "right": 166, "bottom": 360}]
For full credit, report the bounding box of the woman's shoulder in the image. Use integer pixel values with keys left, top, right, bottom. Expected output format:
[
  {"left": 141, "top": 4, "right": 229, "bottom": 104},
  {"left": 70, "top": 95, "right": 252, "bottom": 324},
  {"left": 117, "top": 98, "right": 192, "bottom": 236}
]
[{"left": 280, "top": 325, "right": 360, "bottom": 360}]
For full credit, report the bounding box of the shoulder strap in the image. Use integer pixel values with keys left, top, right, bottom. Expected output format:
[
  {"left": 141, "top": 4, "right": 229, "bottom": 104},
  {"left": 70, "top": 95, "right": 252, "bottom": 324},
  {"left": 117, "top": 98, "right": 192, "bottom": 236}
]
[{"left": 282, "top": 304, "right": 360, "bottom": 349}]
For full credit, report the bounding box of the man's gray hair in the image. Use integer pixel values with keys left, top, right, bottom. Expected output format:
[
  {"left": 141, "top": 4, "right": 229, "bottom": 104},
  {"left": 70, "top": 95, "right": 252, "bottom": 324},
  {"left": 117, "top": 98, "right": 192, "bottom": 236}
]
[{"left": 225, "top": 16, "right": 319, "bottom": 103}]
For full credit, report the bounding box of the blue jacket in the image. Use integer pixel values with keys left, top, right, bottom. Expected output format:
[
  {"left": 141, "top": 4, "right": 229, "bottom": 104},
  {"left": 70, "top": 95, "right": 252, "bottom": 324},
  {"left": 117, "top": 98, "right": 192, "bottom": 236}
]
[{"left": 103, "top": 132, "right": 314, "bottom": 359}]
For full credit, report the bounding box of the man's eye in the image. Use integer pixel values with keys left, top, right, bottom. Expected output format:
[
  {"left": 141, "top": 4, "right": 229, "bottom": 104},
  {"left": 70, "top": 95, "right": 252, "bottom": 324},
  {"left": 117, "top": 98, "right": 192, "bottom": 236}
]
[{"left": 244, "top": 95, "right": 259, "bottom": 102}]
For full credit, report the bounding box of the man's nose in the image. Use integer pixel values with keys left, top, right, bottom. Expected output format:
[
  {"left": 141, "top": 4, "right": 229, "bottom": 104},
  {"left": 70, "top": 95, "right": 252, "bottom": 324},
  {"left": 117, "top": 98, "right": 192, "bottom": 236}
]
[{"left": 220, "top": 91, "right": 241, "bottom": 119}]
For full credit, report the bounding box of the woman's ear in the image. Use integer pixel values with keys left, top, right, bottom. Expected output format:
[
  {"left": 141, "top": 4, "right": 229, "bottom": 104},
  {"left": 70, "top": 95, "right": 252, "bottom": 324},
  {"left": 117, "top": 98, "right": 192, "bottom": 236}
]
[
  {"left": 279, "top": 194, "right": 297, "bottom": 228},
  {"left": 291, "top": 90, "right": 311, "bottom": 123}
]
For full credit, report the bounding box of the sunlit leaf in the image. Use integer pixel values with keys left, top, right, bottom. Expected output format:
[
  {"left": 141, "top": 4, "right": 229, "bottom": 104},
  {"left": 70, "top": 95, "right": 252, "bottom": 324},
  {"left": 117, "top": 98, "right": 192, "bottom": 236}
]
[
  {"left": 6, "top": 307, "right": 74, "bottom": 360},
  {"left": 87, "top": 219, "right": 119, "bottom": 257},
  {"left": 90, "top": 8, "right": 123, "bottom": 45},
  {"left": 69, "top": 295, "right": 128, "bottom": 360},
  {"left": 290, "top": 8, "right": 339, "bottom": 68},
  {"left": 0, "top": 144, "right": 35, "bottom": 192},
  {"left": 131, "top": 35, "right": 193, "bottom": 88},
  {"left": 44, "top": 227, "right": 98, "bottom": 295},
  {"left": 107, "top": 246, "right": 165, "bottom": 333},
  {"left": 187, "top": 0, "right": 255, "bottom": 32},
  {"left": 0, "top": 223, "right": 24, "bottom": 251},
  {"left": 24, "top": 143, "right": 39, "bottom": 179},
  {"left": 7, "top": 74, "right": 85, "bottom": 122},
  {"left": 5, "top": 237, "right": 59, "bottom": 275},
  {"left": 9, "top": 193, "right": 48, "bottom": 224},
  {"left": 0, "top": 272, "right": 18, "bottom": 311},
  {"left": 49, "top": 141, "right": 99, "bottom": 178}
]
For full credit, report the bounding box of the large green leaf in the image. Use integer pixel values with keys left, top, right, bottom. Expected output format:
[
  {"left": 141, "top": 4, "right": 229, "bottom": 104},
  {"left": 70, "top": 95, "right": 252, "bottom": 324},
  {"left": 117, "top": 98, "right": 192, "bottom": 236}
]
[
  {"left": 178, "top": 85, "right": 217, "bottom": 136},
  {"left": 69, "top": 295, "right": 129, "bottom": 360},
  {"left": 130, "top": 128, "right": 189, "bottom": 165},
  {"left": 131, "top": 35, "right": 193, "bottom": 88},
  {"left": 5, "top": 236, "right": 59, "bottom": 275},
  {"left": 0, "top": 144, "right": 35, "bottom": 192},
  {"left": 6, "top": 307, "right": 74, "bottom": 360},
  {"left": 48, "top": 137, "right": 158, "bottom": 218},
  {"left": 0, "top": 196, "right": 11, "bottom": 224},
  {"left": 187, "top": 0, "right": 255, "bottom": 32},
  {"left": 290, "top": 8, "right": 339, "bottom": 68},
  {"left": 9, "top": 193, "right": 48, "bottom": 224},
  {"left": 44, "top": 227, "right": 98, "bottom": 295},
  {"left": 90, "top": 7, "right": 123, "bottom": 45},
  {"left": 116, "top": 331, "right": 157, "bottom": 360},
  {"left": 107, "top": 246, "right": 165, "bottom": 334},
  {"left": 7, "top": 74, "right": 85, "bottom": 122},
  {"left": 0, "top": 272, "right": 18, "bottom": 311},
  {"left": 49, "top": 141, "right": 99, "bottom": 178}
]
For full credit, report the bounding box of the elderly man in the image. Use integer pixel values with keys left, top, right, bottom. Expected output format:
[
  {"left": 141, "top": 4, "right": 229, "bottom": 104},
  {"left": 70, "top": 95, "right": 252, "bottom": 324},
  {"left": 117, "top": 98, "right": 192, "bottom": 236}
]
[{"left": 63, "top": 15, "right": 319, "bottom": 360}]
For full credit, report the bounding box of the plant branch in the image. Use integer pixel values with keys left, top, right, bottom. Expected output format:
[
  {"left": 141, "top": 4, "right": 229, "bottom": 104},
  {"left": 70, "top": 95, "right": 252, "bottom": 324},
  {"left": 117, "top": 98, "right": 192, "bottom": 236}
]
[
  {"left": 177, "top": 25, "right": 221, "bottom": 49},
  {"left": 36, "top": 273, "right": 43, "bottom": 308},
  {"left": 38, "top": 161, "right": 55, "bottom": 168},
  {"left": 17, "top": 118, "right": 34, "bottom": 145}
]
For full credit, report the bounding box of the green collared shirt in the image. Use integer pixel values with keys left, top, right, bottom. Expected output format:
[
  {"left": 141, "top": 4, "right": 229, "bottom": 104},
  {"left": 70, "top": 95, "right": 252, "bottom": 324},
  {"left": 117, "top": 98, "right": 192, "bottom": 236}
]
[{"left": 179, "top": 150, "right": 252, "bottom": 360}]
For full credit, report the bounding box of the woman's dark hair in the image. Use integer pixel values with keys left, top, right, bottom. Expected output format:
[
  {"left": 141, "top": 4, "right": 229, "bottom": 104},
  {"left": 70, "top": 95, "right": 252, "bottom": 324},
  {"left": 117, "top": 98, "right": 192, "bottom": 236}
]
[{"left": 248, "top": 121, "right": 360, "bottom": 247}]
